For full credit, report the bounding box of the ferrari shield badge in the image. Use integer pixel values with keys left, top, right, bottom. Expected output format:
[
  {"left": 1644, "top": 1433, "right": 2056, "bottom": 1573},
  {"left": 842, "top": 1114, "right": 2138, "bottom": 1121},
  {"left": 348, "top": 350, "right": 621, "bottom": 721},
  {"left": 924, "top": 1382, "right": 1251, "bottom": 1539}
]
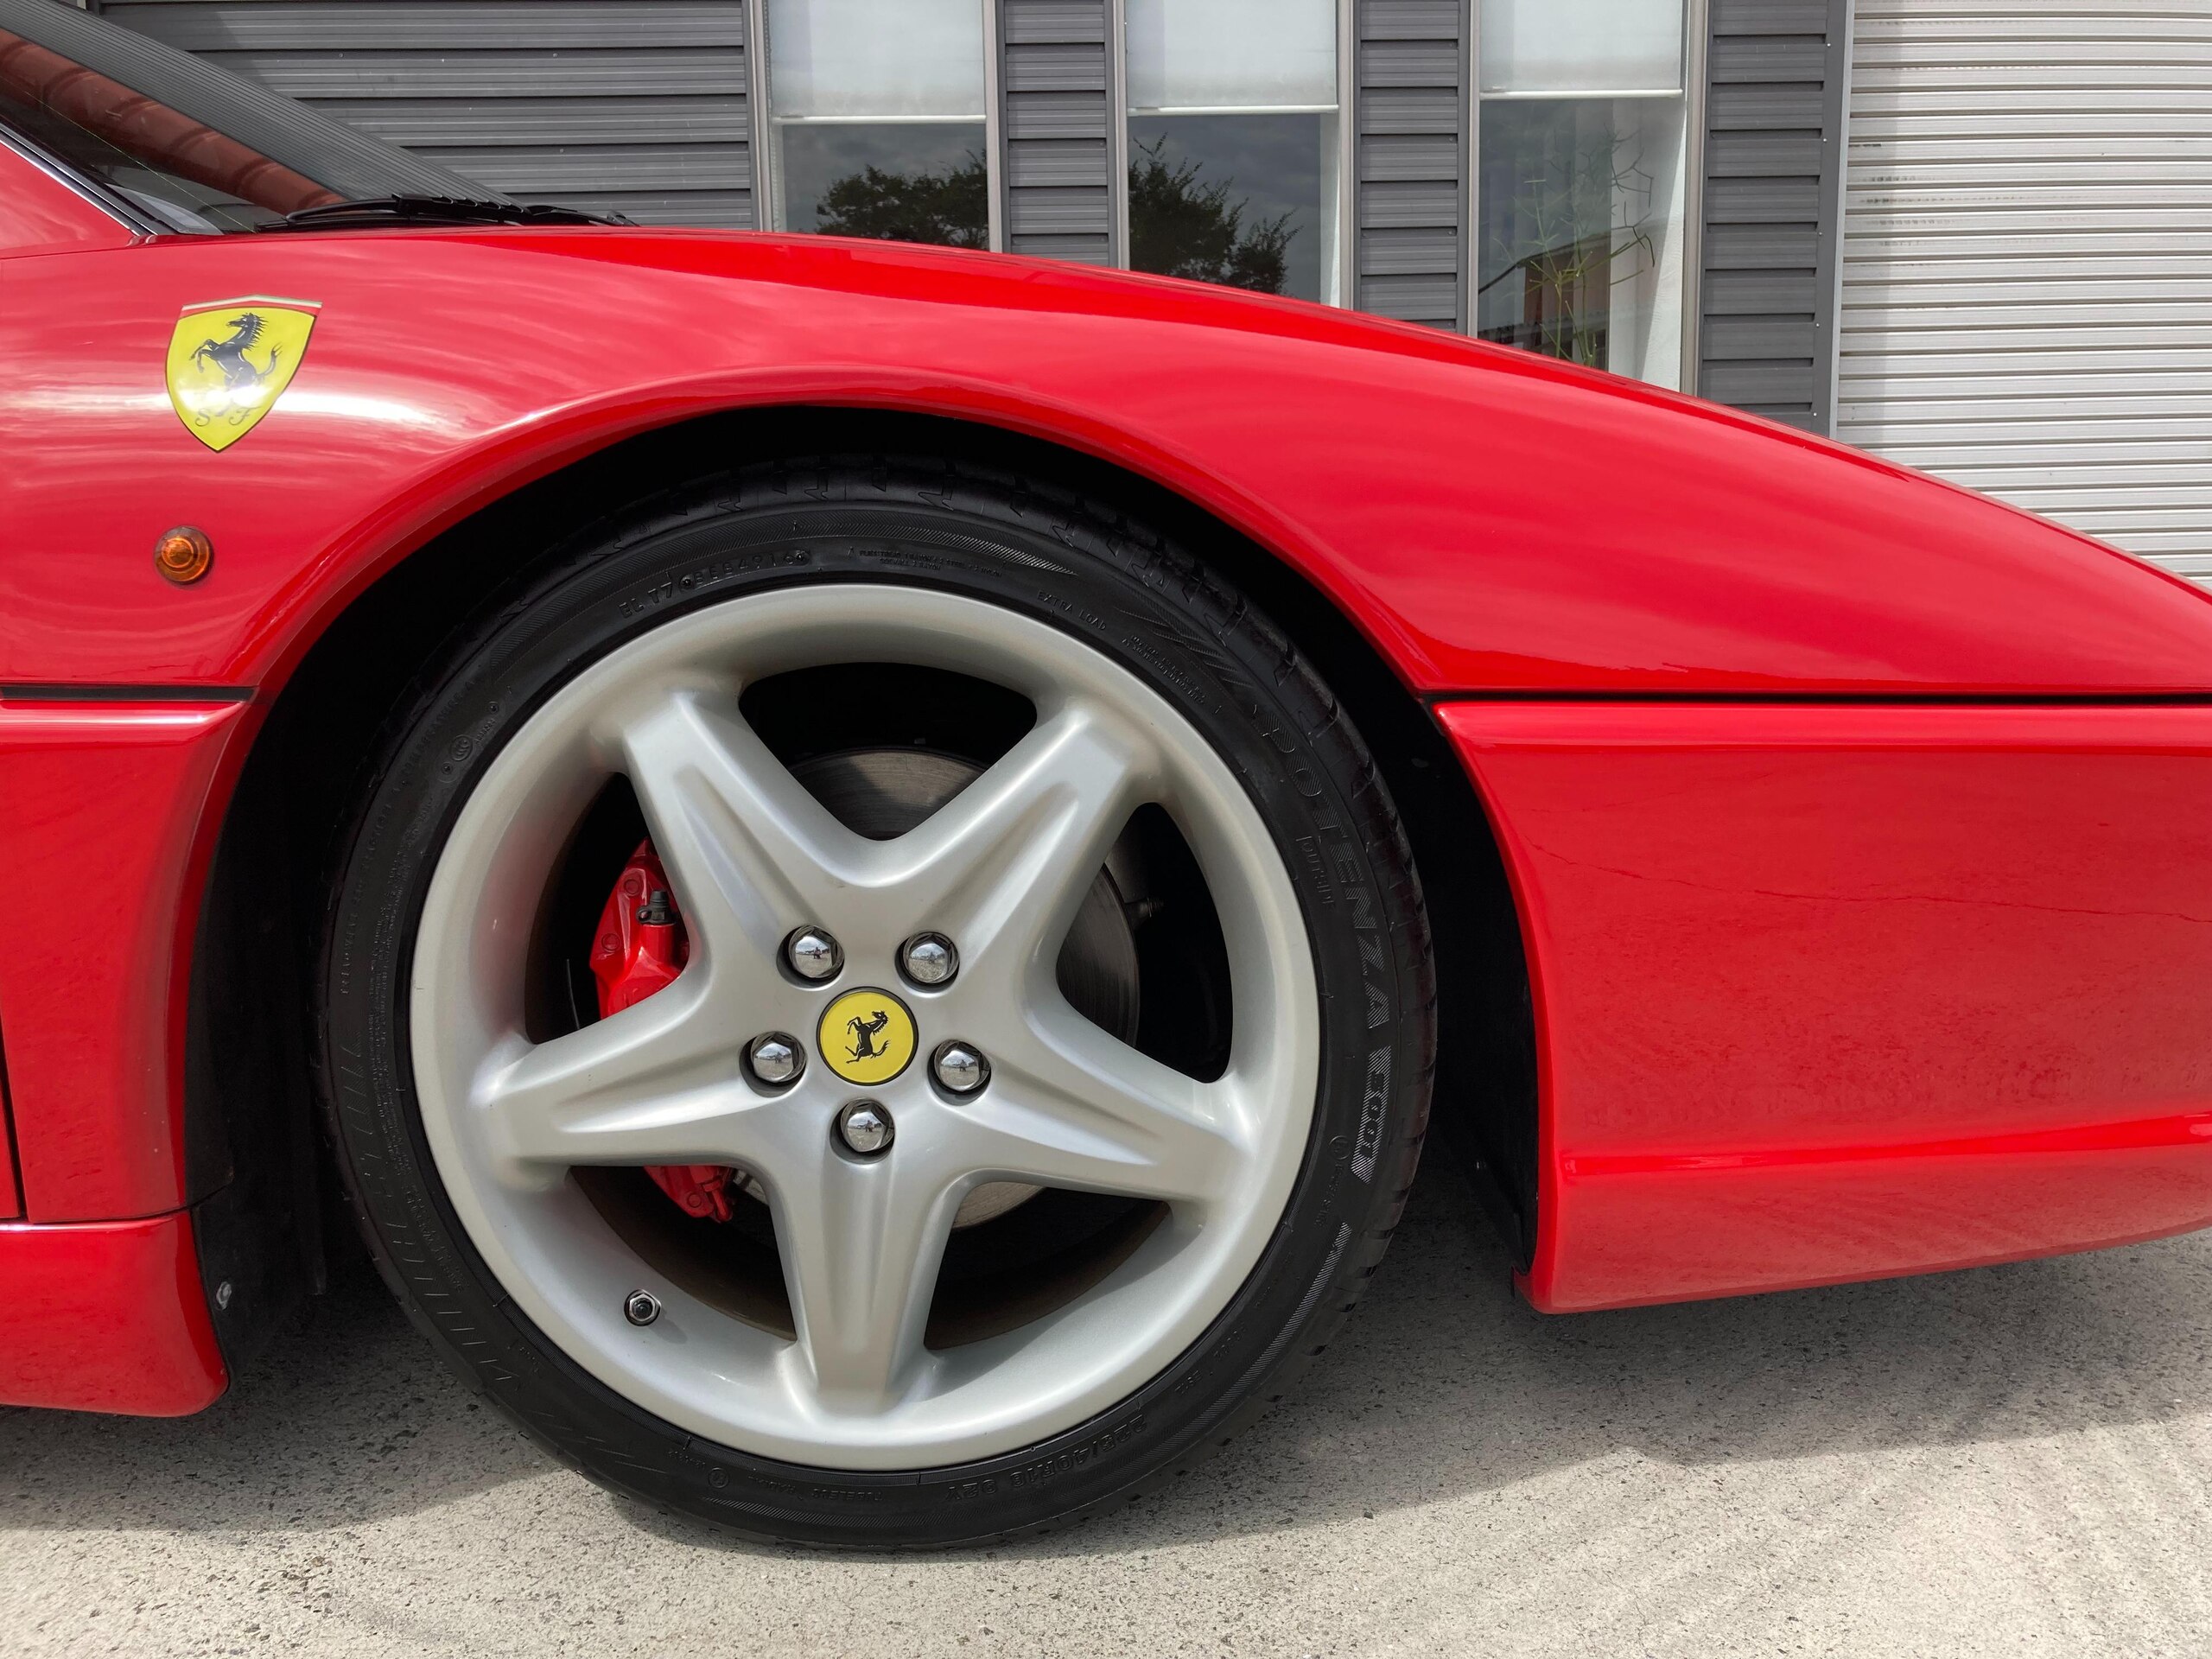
[{"left": 165, "top": 297, "right": 318, "bottom": 451}]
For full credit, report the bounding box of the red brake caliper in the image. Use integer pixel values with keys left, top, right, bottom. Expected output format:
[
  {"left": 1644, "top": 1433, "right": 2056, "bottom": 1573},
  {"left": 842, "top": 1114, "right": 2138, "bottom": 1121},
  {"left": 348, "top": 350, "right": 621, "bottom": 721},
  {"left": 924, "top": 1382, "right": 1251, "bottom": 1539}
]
[{"left": 588, "top": 840, "right": 736, "bottom": 1224}]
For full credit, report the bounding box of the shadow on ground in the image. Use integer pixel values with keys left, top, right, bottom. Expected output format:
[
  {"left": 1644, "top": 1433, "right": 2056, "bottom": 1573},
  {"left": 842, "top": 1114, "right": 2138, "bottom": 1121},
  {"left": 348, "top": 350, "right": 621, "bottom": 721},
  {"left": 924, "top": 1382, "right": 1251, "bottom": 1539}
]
[{"left": 8, "top": 1158, "right": 2211, "bottom": 1551}]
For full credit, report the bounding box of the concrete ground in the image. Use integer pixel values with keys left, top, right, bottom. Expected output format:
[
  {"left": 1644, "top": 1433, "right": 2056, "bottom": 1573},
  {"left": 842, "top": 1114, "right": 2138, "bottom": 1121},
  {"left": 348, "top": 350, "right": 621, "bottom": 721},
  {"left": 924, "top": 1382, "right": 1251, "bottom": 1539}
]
[{"left": 6, "top": 1169, "right": 2211, "bottom": 1658}]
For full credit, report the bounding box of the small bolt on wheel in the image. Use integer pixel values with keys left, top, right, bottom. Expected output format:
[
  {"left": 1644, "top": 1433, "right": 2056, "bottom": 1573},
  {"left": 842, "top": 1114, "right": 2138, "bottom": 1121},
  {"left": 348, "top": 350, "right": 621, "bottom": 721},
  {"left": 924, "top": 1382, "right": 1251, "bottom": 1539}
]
[
  {"left": 899, "top": 931, "right": 958, "bottom": 987},
  {"left": 784, "top": 927, "right": 842, "bottom": 982},
  {"left": 833, "top": 1101, "right": 895, "bottom": 1156},
  {"left": 931, "top": 1039, "right": 988, "bottom": 1096},
  {"left": 746, "top": 1032, "right": 804, "bottom": 1086}
]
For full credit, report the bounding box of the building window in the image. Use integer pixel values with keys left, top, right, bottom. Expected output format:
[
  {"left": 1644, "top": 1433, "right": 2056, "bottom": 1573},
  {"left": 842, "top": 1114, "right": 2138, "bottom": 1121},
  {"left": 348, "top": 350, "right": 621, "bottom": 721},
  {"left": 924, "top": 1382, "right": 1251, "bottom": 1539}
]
[
  {"left": 765, "top": 0, "right": 988, "bottom": 247},
  {"left": 1124, "top": 0, "right": 1340, "bottom": 303},
  {"left": 1477, "top": 0, "right": 1689, "bottom": 387}
]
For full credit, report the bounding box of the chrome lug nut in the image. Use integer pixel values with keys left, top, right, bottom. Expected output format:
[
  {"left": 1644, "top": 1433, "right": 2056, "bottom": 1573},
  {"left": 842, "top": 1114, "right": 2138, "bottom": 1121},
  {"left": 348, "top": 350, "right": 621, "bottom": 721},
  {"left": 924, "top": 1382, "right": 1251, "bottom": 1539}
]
[
  {"left": 785, "top": 926, "right": 843, "bottom": 982},
  {"left": 931, "top": 1040, "right": 988, "bottom": 1096},
  {"left": 835, "top": 1101, "right": 895, "bottom": 1156},
  {"left": 624, "top": 1288, "right": 662, "bottom": 1327},
  {"left": 900, "top": 931, "right": 958, "bottom": 987},
  {"left": 747, "top": 1033, "right": 804, "bottom": 1086}
]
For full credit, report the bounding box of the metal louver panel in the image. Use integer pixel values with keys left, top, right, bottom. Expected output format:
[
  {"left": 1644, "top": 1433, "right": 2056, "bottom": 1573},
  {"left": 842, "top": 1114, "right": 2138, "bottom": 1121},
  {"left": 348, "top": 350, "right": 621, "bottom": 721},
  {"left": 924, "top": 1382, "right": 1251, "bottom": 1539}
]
[
  {"left": 98, "top": 0, "right": 755, "bottom": 228},
  {"left": 1840, "top": 0, "right": 2212, "bottom": 580},
  {"left": 1696, "top": 0, "right": 1850, "bottom": 430},
  {"left": 1354, "top": 0, "right": 1465, "bottom": 327},
  {"left": 997, "top": 0, "right": 1115, "bottom": 263}
]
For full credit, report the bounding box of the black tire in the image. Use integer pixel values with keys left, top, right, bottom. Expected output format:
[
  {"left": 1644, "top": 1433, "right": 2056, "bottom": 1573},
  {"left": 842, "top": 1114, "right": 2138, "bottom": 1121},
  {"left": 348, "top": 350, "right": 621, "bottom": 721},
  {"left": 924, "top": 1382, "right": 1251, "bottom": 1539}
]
[{"left": 318, "top": 455, "right": 1434, "bottom": 1547}]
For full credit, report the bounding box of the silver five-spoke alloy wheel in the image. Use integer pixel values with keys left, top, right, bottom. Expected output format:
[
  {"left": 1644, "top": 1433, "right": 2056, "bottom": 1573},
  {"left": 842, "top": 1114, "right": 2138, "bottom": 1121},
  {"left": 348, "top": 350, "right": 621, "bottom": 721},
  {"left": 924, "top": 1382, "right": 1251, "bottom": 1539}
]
[{"left": 410, "top": 585, "right": 1319, "bottom": 1469}]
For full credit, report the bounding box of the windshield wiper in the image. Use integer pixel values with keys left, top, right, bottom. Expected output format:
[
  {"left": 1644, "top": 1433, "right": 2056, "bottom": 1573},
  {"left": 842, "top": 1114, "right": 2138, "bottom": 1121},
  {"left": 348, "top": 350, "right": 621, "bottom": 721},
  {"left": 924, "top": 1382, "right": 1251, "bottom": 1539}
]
[{"left": 257, "top": 194, "right": 629, "bottom": 232}]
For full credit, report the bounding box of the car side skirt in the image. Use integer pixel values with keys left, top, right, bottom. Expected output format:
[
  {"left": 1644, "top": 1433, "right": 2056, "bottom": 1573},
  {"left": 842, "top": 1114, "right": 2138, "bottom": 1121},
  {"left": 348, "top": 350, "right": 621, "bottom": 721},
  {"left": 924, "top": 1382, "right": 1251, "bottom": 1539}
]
[
  {"left": 0, "top": 1211, "right": 226, "bottom": 1414},
  {"left": 1439, "top": 699, "right": 2212, "bottom": 1312},
  {"left": 0, "top": 696, "right": 253, "bottom": 1222}
]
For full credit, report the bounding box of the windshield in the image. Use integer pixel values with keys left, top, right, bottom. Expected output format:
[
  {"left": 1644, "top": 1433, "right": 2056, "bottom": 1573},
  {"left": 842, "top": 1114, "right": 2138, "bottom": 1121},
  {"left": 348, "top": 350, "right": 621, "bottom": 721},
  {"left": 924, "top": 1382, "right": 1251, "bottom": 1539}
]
[{"left": 0, "top": 0, "right": 496, "bottom": 232}]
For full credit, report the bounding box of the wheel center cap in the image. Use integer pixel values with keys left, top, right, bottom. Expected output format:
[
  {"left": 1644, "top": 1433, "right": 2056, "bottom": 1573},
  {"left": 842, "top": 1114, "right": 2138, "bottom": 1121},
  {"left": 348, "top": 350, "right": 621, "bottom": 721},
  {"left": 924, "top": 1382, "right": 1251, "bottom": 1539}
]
[{"left": 818, "top": 988, "right": 917, "bottom": 1085}]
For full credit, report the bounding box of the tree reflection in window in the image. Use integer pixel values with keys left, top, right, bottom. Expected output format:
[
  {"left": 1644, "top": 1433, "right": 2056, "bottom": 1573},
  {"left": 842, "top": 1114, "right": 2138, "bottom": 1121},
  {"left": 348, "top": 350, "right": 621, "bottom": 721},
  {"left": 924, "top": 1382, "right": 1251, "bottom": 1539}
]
[
  {"left": 1128, "top": 137, "right": 1294, "bottom": 295},
  {"left": 805, "top": 133, "right": 1302, "bottom": 288},
  {"left": 1478, "top": 101, "right": 1657, "bottom": 368},
  {"left": 815, "top": 150, "right": 988, "bottom": 248}
]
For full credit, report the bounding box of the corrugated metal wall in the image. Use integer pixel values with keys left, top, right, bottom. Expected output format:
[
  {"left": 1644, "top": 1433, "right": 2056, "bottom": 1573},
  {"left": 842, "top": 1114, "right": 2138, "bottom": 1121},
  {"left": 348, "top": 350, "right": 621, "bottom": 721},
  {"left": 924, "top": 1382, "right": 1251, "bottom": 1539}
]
[
  {"left": 97, "top": 0, "right": 754, "bottom": 227},
  {"left": 1695, "top": 0, "right": 1850, "bottom": 430},
  {"left": 1841, "top": 0, "right": 2212, "bottom": 579},
  {"left": 1353, "top": 0, "right": 1466, "bottom": 330},
  {"left": 998, "top": 0, "right": 1116, "bottom": 263}
]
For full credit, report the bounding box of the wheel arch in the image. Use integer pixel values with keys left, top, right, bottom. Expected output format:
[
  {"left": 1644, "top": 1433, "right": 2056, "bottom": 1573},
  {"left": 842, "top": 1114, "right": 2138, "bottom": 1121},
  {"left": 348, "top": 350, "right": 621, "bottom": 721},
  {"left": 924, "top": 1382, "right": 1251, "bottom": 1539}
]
[{"left": 183, "top": 406, "right": 1538, "bottom": 1363}]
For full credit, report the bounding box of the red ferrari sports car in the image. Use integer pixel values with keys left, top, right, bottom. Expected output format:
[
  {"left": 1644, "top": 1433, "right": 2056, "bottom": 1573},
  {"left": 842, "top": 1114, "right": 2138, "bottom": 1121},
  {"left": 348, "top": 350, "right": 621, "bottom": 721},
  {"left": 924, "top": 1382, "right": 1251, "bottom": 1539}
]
[{"left": 6, "top": 0, "right": 2212, "bottom": 1548}]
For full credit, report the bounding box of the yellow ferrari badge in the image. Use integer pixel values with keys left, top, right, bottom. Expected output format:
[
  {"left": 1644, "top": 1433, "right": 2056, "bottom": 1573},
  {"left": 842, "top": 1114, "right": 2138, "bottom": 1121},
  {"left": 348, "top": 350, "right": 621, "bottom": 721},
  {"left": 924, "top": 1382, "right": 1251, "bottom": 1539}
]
[
  {"left": 165, "top": 298, "right": 318, "bottom": 451},
  {"left": 819, "top": 988, "right": 917, "bottom": 1086}
]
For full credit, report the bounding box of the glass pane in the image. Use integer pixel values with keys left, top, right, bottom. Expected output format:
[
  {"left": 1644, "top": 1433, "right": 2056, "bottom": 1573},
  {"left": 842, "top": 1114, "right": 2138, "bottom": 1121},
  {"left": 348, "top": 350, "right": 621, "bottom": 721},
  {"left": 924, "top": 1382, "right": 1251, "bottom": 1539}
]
[
  {"left": 766, "top": 0, "right": 985, "bottom": 120},
  {"left": 1128, "top": 113, "right": 1337, "bottom": 302},
  {"left": 1475, "top": 97, "right": 1688, "bottom": 387},
  {"left": 776, "top": 121, "right": 988, "bottom": 246},
  {"left": 1481, "top": 0, "right": 1683, "bottom": 96},
  {"left": 1126, "top": 0, "right": 1337, "bottom": 112}
]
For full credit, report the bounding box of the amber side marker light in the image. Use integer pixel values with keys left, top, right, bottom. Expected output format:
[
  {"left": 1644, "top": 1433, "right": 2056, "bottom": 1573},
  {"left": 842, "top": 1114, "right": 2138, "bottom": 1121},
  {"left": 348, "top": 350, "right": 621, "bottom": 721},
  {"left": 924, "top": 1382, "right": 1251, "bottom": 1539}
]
[{"left": 154, "top": 525, "right": 213, "bottom": 584}]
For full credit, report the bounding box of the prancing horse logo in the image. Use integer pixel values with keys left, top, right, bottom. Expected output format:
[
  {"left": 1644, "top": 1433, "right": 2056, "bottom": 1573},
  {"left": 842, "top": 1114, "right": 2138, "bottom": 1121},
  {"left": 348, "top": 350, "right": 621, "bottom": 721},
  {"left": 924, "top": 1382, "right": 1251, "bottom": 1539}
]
[
  {"left": 191, "top": 312, "right": 283, "bottom": 402},
  {"left": 845, "top": 1008, "right": 892, "bottom": 1062}
]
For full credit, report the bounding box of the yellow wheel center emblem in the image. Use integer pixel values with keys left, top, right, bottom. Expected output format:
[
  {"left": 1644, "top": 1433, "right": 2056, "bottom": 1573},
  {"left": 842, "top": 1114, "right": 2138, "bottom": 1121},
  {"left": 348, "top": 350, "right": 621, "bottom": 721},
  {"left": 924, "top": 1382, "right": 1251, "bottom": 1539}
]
[{"left": 819, "top": 988, "right": 916, "bottom": 1086}]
